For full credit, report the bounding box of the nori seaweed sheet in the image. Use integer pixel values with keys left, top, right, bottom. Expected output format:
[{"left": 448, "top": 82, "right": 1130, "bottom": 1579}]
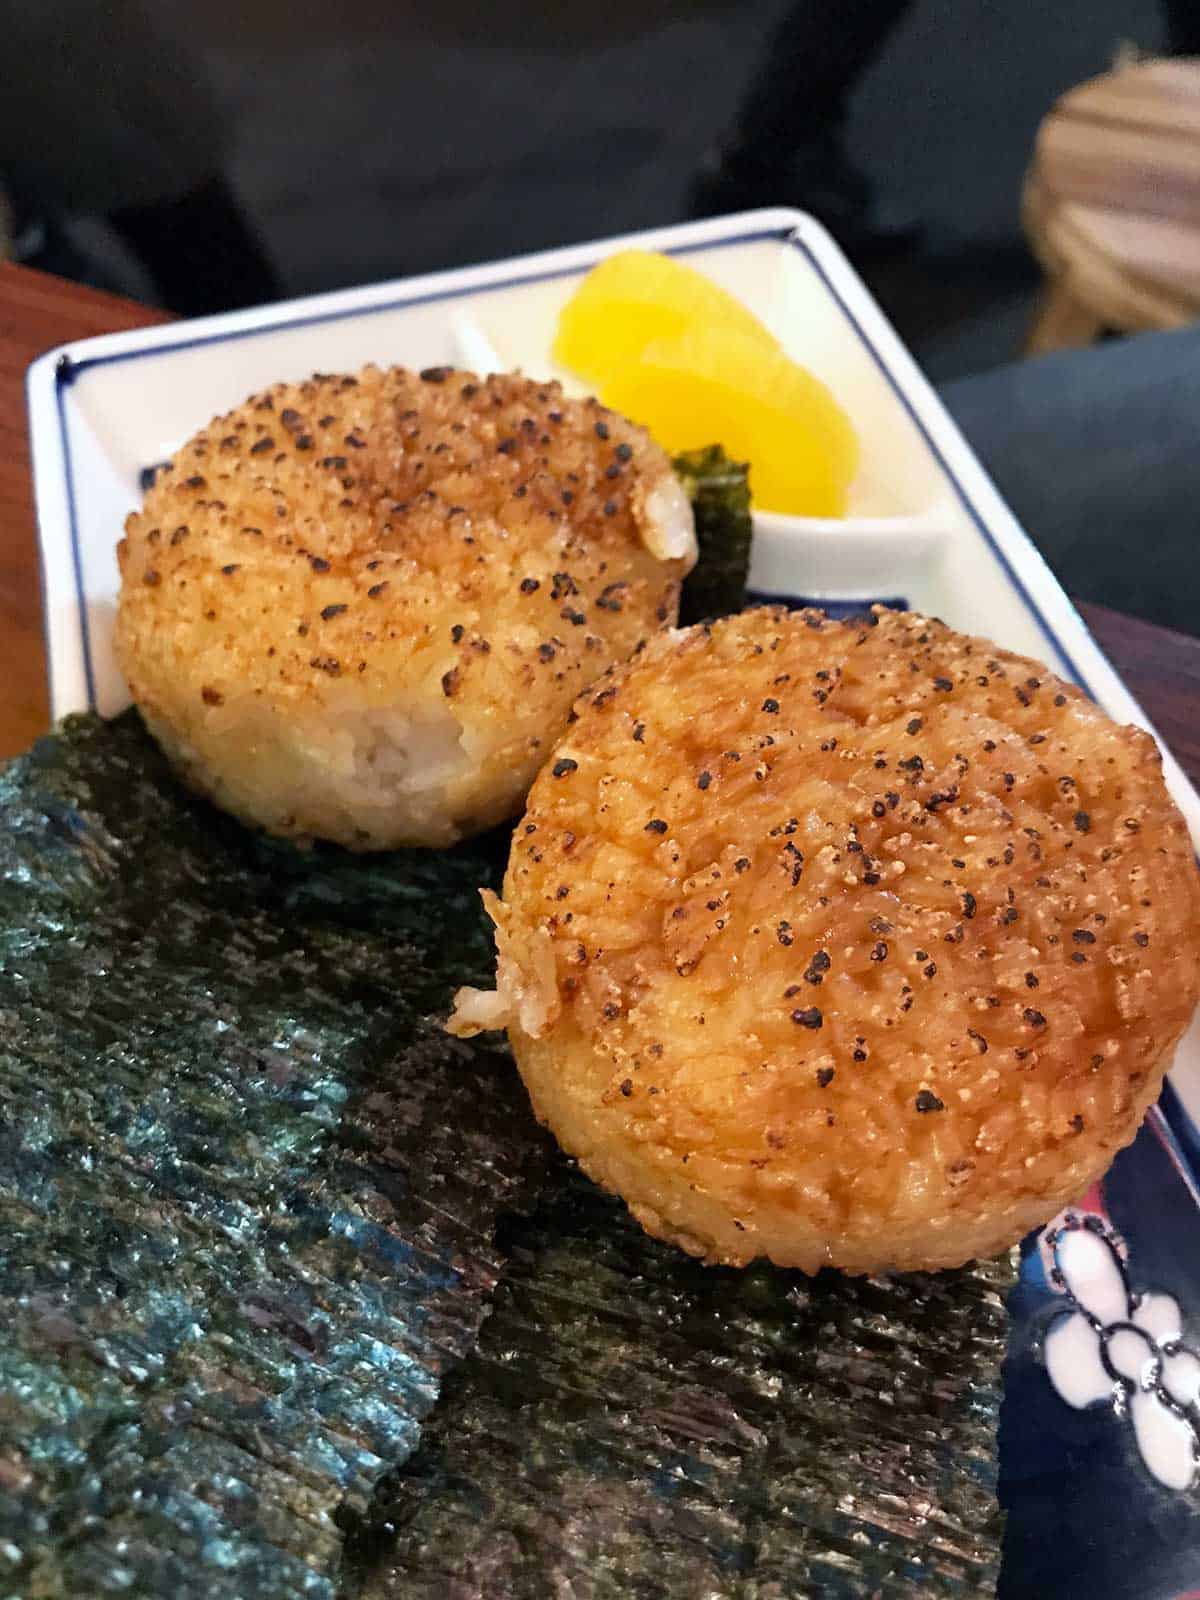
[
  {"left": 0, "top": 713, "right": 1013, "bottom": 1600},
  {"left": 0, "top": 713, "right": 548, "bottom": 1599},
  {"left": 675, "top": 445, "right": 754, "bottom": 627},
  {"left": 354, "top": 1168, "right": 1012, "bottom": 1599}
]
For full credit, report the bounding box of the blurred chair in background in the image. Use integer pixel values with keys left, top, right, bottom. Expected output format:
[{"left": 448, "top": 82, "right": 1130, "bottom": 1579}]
[
  {"left": 0, "top": 0, "right": 279, "bottom": 313},
  {"left": 1023, "top": 54, "right": 1200, "bottom": 353}
]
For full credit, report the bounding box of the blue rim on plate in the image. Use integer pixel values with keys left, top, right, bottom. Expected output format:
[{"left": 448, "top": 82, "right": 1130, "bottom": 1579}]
[{"left": 49, "top": 222, "right": 1091, "bottom": 712}]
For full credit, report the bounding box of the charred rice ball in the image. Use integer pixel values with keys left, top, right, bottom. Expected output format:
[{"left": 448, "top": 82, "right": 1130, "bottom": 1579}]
[
  {"left": 116, "top": 366, "right": 695, "bottom": 848},
  {"left": 450, "top": 607, "right": 1200, "bottom": 1273}
]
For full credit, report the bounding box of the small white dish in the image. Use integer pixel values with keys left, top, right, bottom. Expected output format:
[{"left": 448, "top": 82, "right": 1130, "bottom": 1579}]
[{"left": 26, "top": 206, "right": 1200, "bottom": 1120}]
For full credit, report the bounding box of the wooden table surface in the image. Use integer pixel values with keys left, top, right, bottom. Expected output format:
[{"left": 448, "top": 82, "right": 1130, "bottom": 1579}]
[
  {"left": 0, "top": 264, "right": 169, "bottom": 755},
  {"left": 1, "top": 261, "right": 1198, "bottom": 787}
]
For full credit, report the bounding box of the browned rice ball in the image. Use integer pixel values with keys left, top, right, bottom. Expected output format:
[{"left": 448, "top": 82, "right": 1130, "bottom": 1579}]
[
  {"left": 116, "top": 365, "right": 694, "bottom": 848},
  {"left": 450, "top": 606, "right": 1200, "bottom": 1273}
]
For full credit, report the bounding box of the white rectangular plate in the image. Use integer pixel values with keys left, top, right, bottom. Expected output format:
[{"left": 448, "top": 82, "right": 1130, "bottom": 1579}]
[{"left": 26, "top": 207, "right": 1200, "bottom": 1124}]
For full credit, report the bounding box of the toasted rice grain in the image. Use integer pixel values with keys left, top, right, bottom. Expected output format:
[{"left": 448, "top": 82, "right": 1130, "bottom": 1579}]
[
  {"left": 116, "top": 366, "right": 694, "bottom": 848},
  {"left": 451, "top": 607, "right": 1200, "bottom": 1272}
]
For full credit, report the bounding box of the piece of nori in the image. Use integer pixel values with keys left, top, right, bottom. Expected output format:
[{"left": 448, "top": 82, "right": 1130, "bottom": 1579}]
[
  {"left": 0, "top": 712, "right": 549, "bottom": 1600},
  {"left": 353, "top": 1166, "right": 1012, "bottom": 1599},
  {"left": 0, "top": 713, "right": 1013, "bottom": 1598},
  {"left": 674, "top": 445, "right": 753, "bottom": 626}
]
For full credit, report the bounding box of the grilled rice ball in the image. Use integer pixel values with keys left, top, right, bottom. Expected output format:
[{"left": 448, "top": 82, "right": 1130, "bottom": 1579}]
[
  {"left": 450, "top": 606, "right": 1200, "bottom": 1273},
  {"left": 116, "top": 366, "right": 695, "bottom": 849}
]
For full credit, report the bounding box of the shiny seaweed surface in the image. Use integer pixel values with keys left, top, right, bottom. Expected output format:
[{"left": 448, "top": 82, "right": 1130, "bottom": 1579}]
[
  {"left": 354, "top": 1168, "right": 1012, "bottom": 1599},
  {"left": 0, "top": 712, "right": 547, "bottom": 1598},
  {"left": 0, "top": 713, "right": 1012, "bottom": 1599}
]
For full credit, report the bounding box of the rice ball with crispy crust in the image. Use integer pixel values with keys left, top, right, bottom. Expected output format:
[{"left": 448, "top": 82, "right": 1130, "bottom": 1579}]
[
  {"left": 450, "top": 606, "right": 1200, "bottom": 1274},
  {"left": 116, "top": 365, "right": 695, "bottom": 849}
]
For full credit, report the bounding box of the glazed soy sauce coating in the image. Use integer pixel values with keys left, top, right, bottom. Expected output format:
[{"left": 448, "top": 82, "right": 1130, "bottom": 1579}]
[{"left": 453, "top": 607, "right": 1200, "bottom": 1273}]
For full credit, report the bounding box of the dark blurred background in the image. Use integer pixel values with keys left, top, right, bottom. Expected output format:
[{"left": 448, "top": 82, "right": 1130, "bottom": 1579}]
[
  {"left": 19, "top": 0, "right": 1164, "bottom": 382},
  {"left": 8, "top": 0, "right": 1198, "bottom": 633}
]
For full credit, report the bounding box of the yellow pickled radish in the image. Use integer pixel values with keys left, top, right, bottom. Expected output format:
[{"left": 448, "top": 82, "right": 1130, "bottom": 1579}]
[
  {"left": 552, "top": 248, "right": 776, "bottom": 388},
  {"left": 601, "top": 324, "right": 859, "bottom": 517},
  {"left": 554, "top": 249, "right": 858, "bottom": 515}
]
